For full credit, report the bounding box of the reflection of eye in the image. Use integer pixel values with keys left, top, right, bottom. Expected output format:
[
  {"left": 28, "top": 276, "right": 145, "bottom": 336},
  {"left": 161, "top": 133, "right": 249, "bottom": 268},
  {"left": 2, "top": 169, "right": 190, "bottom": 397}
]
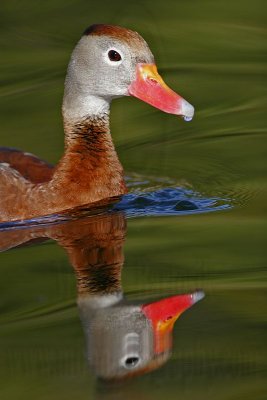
[
  {"left": 124, "top": 356, "right": 140, "bottom": 369},
  {"left": 108, "top": 50, "right": 122, "bottom": 62}
]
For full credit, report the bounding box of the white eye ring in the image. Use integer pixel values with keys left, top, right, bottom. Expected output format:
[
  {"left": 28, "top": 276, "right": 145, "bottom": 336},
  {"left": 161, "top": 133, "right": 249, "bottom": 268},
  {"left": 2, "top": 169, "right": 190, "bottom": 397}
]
[{"left": 104, "top": 47, "right": 124, "bottom": 66}]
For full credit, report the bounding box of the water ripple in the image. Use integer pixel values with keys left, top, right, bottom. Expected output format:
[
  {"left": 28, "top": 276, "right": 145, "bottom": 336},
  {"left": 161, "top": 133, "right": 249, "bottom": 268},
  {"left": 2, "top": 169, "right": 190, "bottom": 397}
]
[{"left": 114, "top": 187, "right": 231, "bottom": 218}]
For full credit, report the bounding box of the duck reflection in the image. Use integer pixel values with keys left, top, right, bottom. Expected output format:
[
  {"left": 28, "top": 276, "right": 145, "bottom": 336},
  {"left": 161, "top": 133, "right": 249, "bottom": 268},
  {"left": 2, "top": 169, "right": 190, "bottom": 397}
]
[{"left": 0, "top": 210, "right": 204, "bottom": 380}]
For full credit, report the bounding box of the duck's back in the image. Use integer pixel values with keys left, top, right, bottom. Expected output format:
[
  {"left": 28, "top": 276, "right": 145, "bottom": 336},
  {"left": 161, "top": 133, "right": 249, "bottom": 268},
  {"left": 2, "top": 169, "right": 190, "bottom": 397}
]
[
  {"left": 0, "top": 147, "right": 54, "bottom": 184},
  {"left": 0, "top": 148, "right": 55, "bottom": 222}
]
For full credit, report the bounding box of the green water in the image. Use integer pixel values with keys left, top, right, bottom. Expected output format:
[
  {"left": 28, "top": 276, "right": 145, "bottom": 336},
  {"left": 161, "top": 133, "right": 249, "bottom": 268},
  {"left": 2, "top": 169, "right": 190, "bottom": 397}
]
[{"left": 0, "top": 0, "right": 266, "bottom": 399}]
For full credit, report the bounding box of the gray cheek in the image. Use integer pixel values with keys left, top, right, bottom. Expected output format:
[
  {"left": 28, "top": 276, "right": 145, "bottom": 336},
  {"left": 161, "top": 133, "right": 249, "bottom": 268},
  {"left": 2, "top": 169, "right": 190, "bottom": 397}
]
[
  {"left": 101, "top": 63, "right": 134, "bottom": 95},
  {"left": 118, "top": 64, "right": 133, "bottom": 85}
]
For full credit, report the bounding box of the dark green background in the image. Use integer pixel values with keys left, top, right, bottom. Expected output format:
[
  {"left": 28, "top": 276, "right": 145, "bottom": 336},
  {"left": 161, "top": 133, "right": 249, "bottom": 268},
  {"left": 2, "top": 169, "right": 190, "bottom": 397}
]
[{"left": 0, "top": 0, "right": 266, "bottom": 399}]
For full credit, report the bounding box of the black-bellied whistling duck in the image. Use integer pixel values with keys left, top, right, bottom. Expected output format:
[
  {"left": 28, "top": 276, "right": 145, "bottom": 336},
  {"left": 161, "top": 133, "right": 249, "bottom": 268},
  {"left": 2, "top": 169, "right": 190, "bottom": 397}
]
[{"left": 0, "top": 24, "right": 194, "bottom": 222}]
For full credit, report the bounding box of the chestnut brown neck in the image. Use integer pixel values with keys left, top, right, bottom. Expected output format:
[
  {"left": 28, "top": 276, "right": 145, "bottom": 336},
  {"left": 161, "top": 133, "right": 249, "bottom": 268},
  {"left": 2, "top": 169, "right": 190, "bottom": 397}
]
[
  {"left": 63, "top": 113, "right": 110, "bottom": 149},
  {"left": 50, "top": 113, "right": 127, "bottom": 207}
]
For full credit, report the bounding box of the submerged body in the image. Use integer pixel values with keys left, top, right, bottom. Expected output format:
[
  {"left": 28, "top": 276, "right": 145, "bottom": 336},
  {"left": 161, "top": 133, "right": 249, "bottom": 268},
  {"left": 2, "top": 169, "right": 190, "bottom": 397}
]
[{"left": 0, "top": 24, "right": 194, "bottom": 222}]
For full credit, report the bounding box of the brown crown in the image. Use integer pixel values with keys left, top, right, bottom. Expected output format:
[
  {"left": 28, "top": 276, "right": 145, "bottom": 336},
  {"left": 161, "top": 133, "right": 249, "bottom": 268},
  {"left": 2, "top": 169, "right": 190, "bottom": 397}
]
[{"left": 83, "top": 24, "right": 144, "bottom": 45}]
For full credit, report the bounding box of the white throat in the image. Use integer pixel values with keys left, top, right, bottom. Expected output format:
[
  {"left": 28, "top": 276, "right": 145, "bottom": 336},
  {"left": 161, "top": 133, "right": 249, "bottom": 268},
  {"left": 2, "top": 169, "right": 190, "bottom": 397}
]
[
  {"left": 78, "top": 292, "right": 123, "bottom": 311},
  {"left": 62, "top": 91, "right": 111, "bottom": 123}
]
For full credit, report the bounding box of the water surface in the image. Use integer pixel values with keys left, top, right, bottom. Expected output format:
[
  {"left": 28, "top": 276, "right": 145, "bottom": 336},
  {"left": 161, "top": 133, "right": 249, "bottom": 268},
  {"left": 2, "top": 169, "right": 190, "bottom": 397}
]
[{"left": 0, "top": 0, "right": 266, "bottom": 399}]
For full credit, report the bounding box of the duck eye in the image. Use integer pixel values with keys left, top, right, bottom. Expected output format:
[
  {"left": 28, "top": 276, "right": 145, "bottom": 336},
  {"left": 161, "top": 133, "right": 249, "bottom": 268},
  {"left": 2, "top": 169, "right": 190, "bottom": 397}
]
[
  {"left": 108, "top": 50, "right": 122, "bottom": 62},
  {"left": 124, "top": 356, "right": 140, "bottom": 369}
]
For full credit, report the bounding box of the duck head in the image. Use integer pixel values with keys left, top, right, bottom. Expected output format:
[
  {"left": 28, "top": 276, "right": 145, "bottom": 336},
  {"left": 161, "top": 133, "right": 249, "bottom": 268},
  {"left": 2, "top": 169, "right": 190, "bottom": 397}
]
[{"left": 63, "top": 24, "right": 194, "bottom": 122}]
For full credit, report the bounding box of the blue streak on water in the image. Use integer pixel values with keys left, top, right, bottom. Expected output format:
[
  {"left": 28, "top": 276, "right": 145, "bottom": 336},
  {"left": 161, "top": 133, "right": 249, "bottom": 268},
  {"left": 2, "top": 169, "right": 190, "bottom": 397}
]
[
  {"left": 114, "top": 187, "right": 232, "bottom": 218},
  {"left": 0, "top": 213, "right": 70, "bottom": 231}
]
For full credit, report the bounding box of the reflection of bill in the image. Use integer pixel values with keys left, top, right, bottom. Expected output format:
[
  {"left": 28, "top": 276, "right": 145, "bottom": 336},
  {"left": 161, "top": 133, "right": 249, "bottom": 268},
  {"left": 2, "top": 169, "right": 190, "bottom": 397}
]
[{"left": 0, "top": 209, "right": 204, "bottom": 381}]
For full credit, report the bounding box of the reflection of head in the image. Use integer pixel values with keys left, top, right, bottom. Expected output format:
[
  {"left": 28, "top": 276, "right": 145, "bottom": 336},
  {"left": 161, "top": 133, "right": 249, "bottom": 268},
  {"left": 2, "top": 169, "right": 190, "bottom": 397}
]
[
  {"left": 78, "top": 300, "right": 169, "bottom": 380},
  {"left": 78, "top": 291, "right": 204, "bottom": 380}
]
